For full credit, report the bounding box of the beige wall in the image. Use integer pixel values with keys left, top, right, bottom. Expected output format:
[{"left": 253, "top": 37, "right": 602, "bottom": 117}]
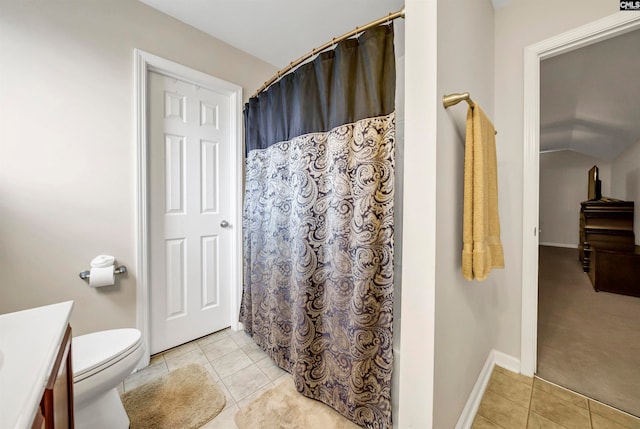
[
  {"left": 494, "top": 0, "right": 615, "bottom": 359},
  {"left": 0, "top": 0, "right": 276, "bottom": 334},
  {"left": 433, "top": 0, "right": 497, "bottom": 427},
  {"left": 611, "top": 140, "right": 640, "bottom": 244},
  {"left": 539, "top": 152, "right": 611, "bottom": 247}
]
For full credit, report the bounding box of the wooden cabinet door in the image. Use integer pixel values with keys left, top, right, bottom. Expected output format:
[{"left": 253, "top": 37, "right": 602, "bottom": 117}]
[{"left": 41, "top": 324, "right": 74, "bottom": 429}]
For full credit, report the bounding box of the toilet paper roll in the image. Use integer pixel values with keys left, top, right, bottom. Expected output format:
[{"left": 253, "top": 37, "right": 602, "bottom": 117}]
[
  {"left": 91, "top": 255, "right": 115, "bottom": 268},
  {"left": 89, "top": 266, "right": 115, "bottom": 287}
]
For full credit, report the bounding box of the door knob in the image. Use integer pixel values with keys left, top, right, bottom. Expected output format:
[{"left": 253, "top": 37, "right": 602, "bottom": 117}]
[{"left": 220, "top": 220, "right": 230, "bottom": 228}]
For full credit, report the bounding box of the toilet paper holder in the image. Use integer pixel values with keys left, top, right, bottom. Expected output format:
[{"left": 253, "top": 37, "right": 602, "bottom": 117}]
[{"left": 79, "top": 266, "right": 127, "bottom": 280}]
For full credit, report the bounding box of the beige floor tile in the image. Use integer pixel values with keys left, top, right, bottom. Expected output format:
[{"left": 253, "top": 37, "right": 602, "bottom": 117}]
[
  {"left": 215, "top": 380, "right": 238, "bottom": 411},
  {"left": 255, "top": 355, "right": 289, "bottom": 381},
  {"left": 160, "top": 341, "right": 199, "bottom": 360},
  {"left": 494, "top": 365, "right": 535, "bottom": 386},
  {"left": 201, "top": 336, "right": 241, "bottom": 361},
  {"left": 242, "top": 342, "right": 269, "bottom": 362},
  {"left": 527, "top": 411, "right": 570, "bottom": 429},
  {"left": 210, "top": 349, "right": 253, "bottom": 378},
  {"left": 199, "top": 404, "right": 239, "bottom": 429},
  {"left": 229, "top": 330, "right": 253, "bottom": 347},
  {"left": 236, "top": 382, "right": 275, "bottom": 409},
  {"left": 590, "top": 401, "right": 640, "bottom": 429},
  {"left": 203, "top": 362, "right": 221, "bottom": 382},
  {"left": 196, "top": 329, "right": 230, "bottom": 348},
  {"left": 222, "top": 364, "right": 271, "bottom": 402},
  {"left": 149, "top": 353, "right": 165, "bottom": 366},
  {"left": 273, "top": 372, "right": 292, "bottom": 386},
  {"left": 534, "top": 378, "right": 588, "bottom": 409},
  {"left": 164, "top": 348, "right": 210, "bottom": 371},
  {"left": 123, "top": 360, "right": 168, "bottom": 391},
  {"left": 530, "top": 389, "right": 590, "bottom": 429},
  {"left": 471, "top": 414, "right": 504, "bottom": 428},
  {"left": 477, "top": 390, "right": 529, "bottom": 429},
  {"left": 487, "top": 369, "right": 533, "bottom": 408}
]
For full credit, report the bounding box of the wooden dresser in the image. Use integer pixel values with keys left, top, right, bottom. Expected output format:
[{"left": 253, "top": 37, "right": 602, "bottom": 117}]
[
  {"left": 578, "top": 198, "right": 635, "bottom": 272},
  {"left": 588, "top": 246, "right": 640, "bottom": 297}
]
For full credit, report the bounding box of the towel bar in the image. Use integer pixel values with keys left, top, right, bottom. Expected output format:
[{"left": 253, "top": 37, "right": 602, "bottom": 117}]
[
  {"left": 79, "top": 266, "right": 127, "bottom": 280},
  {"left": 443, "top": 92, "right": 497, "bottom": 134},
  {"left": 443, "top": 92, "right": 474, "bottom": 109}
]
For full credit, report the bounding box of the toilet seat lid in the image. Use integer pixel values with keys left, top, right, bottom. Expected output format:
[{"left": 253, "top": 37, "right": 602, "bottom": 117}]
[{"left": 73, "top": 328, "right": 142, "bottom": 377}]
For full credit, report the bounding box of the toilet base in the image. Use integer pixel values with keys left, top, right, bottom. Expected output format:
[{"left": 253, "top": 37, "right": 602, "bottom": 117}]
[{"left": 75, "top": 388, "right": 130, "bottom": 429}]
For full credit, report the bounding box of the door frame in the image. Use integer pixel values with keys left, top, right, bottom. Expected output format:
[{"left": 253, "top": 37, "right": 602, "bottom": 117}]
[
  {"left": 134, "top": 49, "right": 243, "bottom": 367},
  {"left": 520, "top": 12, "right": 640, "bottom": 376}
]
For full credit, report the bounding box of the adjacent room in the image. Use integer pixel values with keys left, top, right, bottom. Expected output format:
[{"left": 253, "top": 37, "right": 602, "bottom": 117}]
[{"left": 537, "top": 27, "right": 640, "bottom": 418}]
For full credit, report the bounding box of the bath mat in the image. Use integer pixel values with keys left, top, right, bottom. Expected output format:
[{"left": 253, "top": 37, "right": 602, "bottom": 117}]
[
  {"left": 235, "top": 377, "right": 362, "bottom": 429},
  {"left": 121, "top": 363, "right": 226, "bottom": 429}
]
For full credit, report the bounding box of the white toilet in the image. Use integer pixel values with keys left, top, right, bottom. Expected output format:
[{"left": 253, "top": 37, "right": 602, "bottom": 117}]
[{"left": 72, "top": 328, "right": 145, "bottom": 429}]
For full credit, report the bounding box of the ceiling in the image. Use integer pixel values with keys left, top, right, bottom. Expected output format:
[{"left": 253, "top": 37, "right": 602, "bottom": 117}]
[
  {"left": 137, "top": 0, "right": 405, "bottom": 68},
  {"left": 541, "top": 29, "right": 640, "bottom": 160},
  {"left": 136, "top": 1, "right": 515, "bottom": 68},
  {"left": 137, "top": 1, "right": 640, "bottom": 161}
]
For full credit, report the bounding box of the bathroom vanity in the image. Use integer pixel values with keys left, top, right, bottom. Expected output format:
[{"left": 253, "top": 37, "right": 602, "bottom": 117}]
[{"left": 0, "top": 301, "right": 74, "bottom": 429}]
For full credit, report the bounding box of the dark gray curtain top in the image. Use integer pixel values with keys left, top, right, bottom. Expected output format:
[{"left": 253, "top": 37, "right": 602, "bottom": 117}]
[{"left": 244, "top": 24, "right": 395, "bottom": 154}]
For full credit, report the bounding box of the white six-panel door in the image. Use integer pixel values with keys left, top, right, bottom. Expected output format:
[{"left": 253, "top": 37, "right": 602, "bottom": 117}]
[{"left": 148, "top": 70, "right": 232, "bottom": 354}]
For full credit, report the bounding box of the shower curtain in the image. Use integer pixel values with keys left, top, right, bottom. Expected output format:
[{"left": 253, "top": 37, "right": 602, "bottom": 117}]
[{"left": 240, "top": 25, "right": 395, "bottom": 429}]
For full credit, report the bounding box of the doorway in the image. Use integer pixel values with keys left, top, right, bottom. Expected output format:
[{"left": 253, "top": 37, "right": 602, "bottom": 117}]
[
  {"left": 135, "top": 50, "right": 243, "bottom": 366},
  {"left": 535, "top": 27, "right": 640, "bottom": 416},
  {"left": 521, "top": 9, "right": 640, "bottom": 411}
]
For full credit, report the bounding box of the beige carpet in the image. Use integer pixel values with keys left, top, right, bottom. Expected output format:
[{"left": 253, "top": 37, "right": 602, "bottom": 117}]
[
  {"left": 537, "top": 246, "right": 640, "bottom": 417},
  {"left": 121, "top": 363, "right": 226, "bottom": 429},
  {"left": 235, "top": 378, "right": 362, "bottom": 429}
]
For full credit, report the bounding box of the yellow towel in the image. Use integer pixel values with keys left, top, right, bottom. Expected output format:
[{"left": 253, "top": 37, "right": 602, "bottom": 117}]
[{"left": 462, "top": 105, "right": 504, "bottom": 280}]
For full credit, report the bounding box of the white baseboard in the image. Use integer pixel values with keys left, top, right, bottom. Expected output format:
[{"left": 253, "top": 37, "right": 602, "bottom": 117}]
[
  {"left": 454, "top": 350, "right": 520, "bottom": 429},
  {"left": 539, "top": 242, "right": 578, "bottom": 249},
  {"left": 492, "top": 350, "right": 520, "bottom": 373},
  {"left": 233, "top": 322, "right": 244, "bottom": 332}
]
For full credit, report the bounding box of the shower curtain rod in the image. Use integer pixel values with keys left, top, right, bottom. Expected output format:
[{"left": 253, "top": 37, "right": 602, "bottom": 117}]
[{"left": 251, "top": 7, "right": 406, "bottom": 98}]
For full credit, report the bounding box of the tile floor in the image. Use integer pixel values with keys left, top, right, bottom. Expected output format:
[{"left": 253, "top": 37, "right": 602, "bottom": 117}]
[
  {"left": 120, "top": 330, "right": 640, "bottom": 429},
  {"left": 118, "top": 328, "right": 290, "bottom": 429},
  {"left": 473, "top": 366, "right": 640, "bottom": 429}
]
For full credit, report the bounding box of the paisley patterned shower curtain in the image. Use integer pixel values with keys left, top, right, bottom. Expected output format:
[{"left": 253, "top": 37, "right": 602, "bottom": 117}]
[{"left": 240, "top": 25, "right": 396, "bottom": 429}]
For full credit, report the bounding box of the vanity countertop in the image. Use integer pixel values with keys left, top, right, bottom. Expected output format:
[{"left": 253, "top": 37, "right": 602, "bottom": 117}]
[{"left": 0, "top": 301, "right": 74, "bottom": 429}]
